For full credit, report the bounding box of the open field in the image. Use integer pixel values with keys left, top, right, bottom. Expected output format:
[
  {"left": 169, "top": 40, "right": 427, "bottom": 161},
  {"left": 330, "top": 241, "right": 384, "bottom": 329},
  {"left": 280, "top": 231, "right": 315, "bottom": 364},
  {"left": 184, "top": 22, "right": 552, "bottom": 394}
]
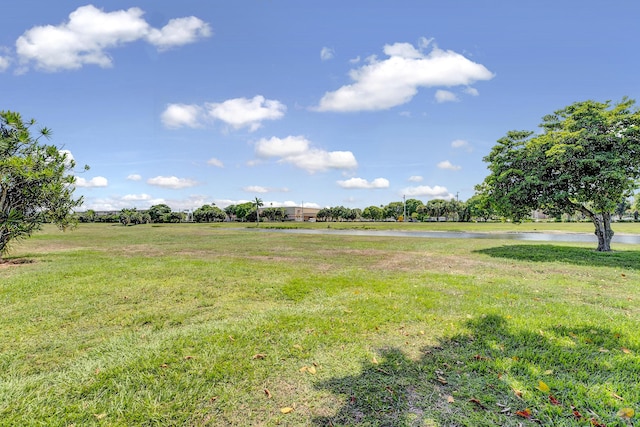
[{"left": 1, "top": 223, "right": 639, "bottom": 426}]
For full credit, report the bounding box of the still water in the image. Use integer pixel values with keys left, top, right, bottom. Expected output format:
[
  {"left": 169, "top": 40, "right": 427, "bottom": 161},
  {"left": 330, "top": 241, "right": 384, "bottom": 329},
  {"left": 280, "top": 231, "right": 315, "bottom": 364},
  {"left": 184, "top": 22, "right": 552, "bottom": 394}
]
[{"left": 252, "top": 228, "right": 640, "bottom": 245}]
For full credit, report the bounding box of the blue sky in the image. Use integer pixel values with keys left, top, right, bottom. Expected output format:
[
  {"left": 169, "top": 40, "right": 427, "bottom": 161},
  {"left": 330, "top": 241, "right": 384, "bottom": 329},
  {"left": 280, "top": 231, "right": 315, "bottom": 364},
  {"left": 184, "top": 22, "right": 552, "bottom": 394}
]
[{"left": 2, "top": 1, "right": 639, "bottom": 212}]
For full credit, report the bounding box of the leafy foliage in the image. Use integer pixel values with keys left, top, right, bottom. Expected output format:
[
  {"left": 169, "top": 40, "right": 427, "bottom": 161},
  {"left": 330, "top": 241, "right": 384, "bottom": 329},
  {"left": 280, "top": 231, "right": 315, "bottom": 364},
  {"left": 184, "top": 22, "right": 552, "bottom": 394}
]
[
  {"left": 0, "top": 110, "right": 83, "bottom": 258},
  {"left": 480, "top": 98, "right": 640, "bottom": 250}
]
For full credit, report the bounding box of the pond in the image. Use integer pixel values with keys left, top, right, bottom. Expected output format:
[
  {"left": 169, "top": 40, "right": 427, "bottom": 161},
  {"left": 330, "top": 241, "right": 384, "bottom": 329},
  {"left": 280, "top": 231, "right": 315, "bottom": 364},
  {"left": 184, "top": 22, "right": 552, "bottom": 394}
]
[{"left": 251, "top": 228, "right": 640, "bottom": 245}]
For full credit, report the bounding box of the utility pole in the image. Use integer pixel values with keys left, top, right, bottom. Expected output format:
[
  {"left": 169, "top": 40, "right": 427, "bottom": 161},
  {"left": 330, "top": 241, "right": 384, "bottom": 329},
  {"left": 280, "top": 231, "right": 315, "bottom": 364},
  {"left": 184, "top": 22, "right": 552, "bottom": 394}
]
[{"left": 403, "top": 195, "right": 407, "bottom": 222}]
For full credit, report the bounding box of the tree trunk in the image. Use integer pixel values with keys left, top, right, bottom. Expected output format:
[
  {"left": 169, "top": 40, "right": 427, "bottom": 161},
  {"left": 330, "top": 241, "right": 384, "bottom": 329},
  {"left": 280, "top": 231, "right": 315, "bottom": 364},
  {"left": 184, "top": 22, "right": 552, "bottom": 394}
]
[
  {"left": 593, "top": 212, "right": 614, "bottom": 251},
  {"left": 574, "top": 204, "right": 614, "bottom": 252}
]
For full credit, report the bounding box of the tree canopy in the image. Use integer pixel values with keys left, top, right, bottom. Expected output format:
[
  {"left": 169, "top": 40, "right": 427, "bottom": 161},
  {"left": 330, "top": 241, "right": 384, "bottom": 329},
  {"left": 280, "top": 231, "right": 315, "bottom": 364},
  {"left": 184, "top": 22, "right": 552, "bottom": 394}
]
[
  {"left": 480, "top": 98, "right": 640, "bottom": 251},
  {"left": 0, "top": 111, "right": 84, "bottom": 259}
]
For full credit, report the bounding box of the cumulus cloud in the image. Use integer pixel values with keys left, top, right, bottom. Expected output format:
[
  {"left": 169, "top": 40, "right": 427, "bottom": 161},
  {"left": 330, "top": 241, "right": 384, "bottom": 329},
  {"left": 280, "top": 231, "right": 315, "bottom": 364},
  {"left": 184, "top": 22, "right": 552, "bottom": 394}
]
[
  {"left": 464, "top": 87, "right": 479, "bottom": 96},
  {"left": 315, "top": 39, "right": 493, "bottom": 112},
  {"left": 15, "top": 5, "right": 211, "bottom": 72},
  {"left": 206, "top": 96, "right": 286, "bottom": 132},
  {"left": 337, "top": 177, "right": 390, "bottom": 189},
  {"left": 161, "top": 104, "right": 202, "bottom": 129},
  {"left": 437, "top": 160, "right": 462, "bottom": 171},
  {"left": 75, "top": 176, "right": 108, "bottom": 188},
  {"left": 147, "top": 175, "right": 198, "bottom": 189},
  {"left": 320, "top": 47, "right": 334, "bottom": 61},
  {"left": 408, "top": 175, "right": 423, "bottom": 182},
  {"left": 401, "top": 185, "right": 453, "bottom": 199},
  {"left": 207, "top": 157, "right": 224, "bottom": 167},
  {"left": 435, "top": 89, "right": 459, "bottom": 103},
  {"left": 255, "top": 135, "right": 358, "bottom": 173},
  {"left": 126, "top": 174, "right": 142, "bottom": 181}
]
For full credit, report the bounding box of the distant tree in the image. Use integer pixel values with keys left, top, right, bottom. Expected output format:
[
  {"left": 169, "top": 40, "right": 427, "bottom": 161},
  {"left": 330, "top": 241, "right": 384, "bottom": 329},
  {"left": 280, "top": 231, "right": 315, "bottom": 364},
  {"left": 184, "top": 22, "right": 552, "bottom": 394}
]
[
  {"left": 480, "top": 98, "right": 640, "bottom": 251},
  {"left": 424, "top": 199, "right": 448, "bottom": 221},
  {"left": 193, "top": 204, "right": 226, "bottom": 222},
  {"left": 253, "top": 197, "right": 264, "bottom": 224},
  {"left": 234, "top": 202, "right": 254, "bottom": 222},
  {"left": 316, "top": 208, "right": 331, "bottom": 222},
  {"left": 119, "top": 208, "right": 143, "bottom": 226},
  {"left": 384, "top": 202, "right": 404, "bottom": 220},
  {"left": 0, "top": 111, "right": 84, "bottom": 259},
  {"left": 615, "top": 198, "right": 631, "bottom": 220},
  {"left": 362, "top": 205, "right": 384, "bottom": 221},
  {"left": 405, "top": 198, "right": 424, "bottom": 218},
  {"left": 466, "top": 193, "right": 493, "bottom": 222},
  {"left": 148, "top": 204, "right": 172, "bottom": 223}
]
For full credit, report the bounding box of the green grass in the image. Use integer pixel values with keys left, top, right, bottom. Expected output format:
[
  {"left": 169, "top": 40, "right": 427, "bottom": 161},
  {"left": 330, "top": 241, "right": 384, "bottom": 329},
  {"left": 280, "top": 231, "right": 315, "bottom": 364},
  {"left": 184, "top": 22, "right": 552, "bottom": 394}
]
[{"left": 1, "top": 223, "right": 639, "bottom": 426}]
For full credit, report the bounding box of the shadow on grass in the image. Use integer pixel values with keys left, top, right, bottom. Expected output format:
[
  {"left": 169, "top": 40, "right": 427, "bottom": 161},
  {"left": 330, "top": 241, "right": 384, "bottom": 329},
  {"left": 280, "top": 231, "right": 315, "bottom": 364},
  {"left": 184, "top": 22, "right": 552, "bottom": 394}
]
[
  {"left": 475, "top": 244, "right": 640, "bottom": 271},
  {"left": 314, "top": 315, "right": 639, "bottom": 426}
]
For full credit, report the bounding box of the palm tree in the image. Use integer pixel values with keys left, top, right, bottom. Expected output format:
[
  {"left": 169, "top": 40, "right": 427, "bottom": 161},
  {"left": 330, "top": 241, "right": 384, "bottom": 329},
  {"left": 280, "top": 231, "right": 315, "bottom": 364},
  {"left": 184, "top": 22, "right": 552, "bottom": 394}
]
[{"left": 254, "top": 197, "right": 264, "bottom": 225}]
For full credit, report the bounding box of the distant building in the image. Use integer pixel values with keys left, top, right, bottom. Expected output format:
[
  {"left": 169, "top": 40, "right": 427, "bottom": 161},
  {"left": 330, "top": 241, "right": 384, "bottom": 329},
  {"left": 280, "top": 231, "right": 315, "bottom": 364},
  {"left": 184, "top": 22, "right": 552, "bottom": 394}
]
[{"left": 260, "top": 206, "right": 320, "bottom": 222}]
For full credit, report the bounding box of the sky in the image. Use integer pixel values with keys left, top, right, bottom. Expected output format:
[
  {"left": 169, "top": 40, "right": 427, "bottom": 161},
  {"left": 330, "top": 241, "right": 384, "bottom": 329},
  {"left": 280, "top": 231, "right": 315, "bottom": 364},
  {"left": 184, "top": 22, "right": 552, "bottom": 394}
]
[{"left": 2, "top": 1, "right": 639, "bottom": 212}]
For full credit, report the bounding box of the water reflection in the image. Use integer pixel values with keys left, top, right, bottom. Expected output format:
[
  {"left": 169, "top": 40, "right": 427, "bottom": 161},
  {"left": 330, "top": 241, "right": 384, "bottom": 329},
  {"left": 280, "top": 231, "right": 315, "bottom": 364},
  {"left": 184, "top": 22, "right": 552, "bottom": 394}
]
[{"left": 253, "top": 228, "right": 640, "bottom": 244}]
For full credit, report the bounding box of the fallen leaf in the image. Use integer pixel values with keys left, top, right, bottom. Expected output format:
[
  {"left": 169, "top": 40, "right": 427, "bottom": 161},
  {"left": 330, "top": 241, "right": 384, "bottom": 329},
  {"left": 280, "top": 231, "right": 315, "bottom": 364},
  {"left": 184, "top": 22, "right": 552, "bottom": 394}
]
[
  {"left": 264, "top": 388, "right": 271, "bottom": 398},
  {"left": 573, "top": 409, "right": 583, "bottom": 419},
  {"left": 446, "top": 395, "right": 455, "bottom": 403},
  {"left": 598, "top": 348, "right": 609, "bottom": 353},
  {"left": 515, "top": 408, "right": 532, "bottom": 419},
  {"left": 307, "top": 366, "right": 317, "bottom": 375},
  {"left": 622, "top": 347, "right": 631, "bottom": 354},
  {"left": 371, "top": 356, "right": 379, "bottom": 365},
  {"left": 543, "top": 369, "right": 554, "bottom": 375},
  {"left": 436, "top": 376, "right": 447, "bottom": 385},
  {"left": 537, "top": 381, "right": 550, "bottom": 392},
  {"left": 93, "top": 413, "right": 107, "bottom": 420},
  {"left": 299, "top": 366, "right": 308, "bottom": 372},
  {"left": 160, "top": 363, "right": 168, "bottom": 368},
  {"left": 611, "top": 392, "right": 624, "bottom": 400},
  {"left": 184, "top": 355, "right": 195, "bottom": 360},
  {"left": 252, "top": 354, "right": 266, "bottom": 360},
  {"left": 590, "top": 418, "right": 606, "bottom": 427},
  {"left": 280, "top": 407, "right": 294, "bottom": 414},
  {"left": 469, "top": 398, "right": 487, "bottom": 409},
  {"left": 617, "top": 407, "right": 634, "bottom": 419},
  {"left": 210, "top": 396, "right": 218, "bottom": 403},
  {"left": 228, "top": 336, "right": 235, "bottom": 341},
  {"left": 621, "top": 273, "right": 626, "bottom": 277},
  {"left": 548, "top": 395, "right": 561, "bottom": 405},
  {"left": 513, "top": 389, "right": 523, "bottom": 398}
]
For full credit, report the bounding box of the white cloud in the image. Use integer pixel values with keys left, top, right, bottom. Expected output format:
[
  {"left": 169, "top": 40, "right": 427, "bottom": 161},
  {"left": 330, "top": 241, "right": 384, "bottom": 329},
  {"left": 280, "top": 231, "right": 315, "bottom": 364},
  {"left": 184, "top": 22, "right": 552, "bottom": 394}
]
[
  {"left": 122, "top": 193, "right": 152, "bottom": 201},
  {"left": 207, "top": 157, "right": 224, "bottom": 167},
  {"left": 126, "top": 174, "right": 142, "bottom": 181},
  {"left": 15, "top": 5, "right": 211, "bottom": 72},
  {"left": 206, "top": 95, "right": 286, "bottom": 132},
  {"left": 255, "top": 135, "right": 310, "bottom": 158},
  {"left": 161, "top": 104, "right": 202, "bottom": 129},
  {"left": 408, "top": 175, "right": 423, "bottom": 182},
  {"left": 243, "top": 185, "right": 269, "bottom": 193},
  {"left": 75, "top": 176, "right": 108, "bottom": 188},
  {"left": 0, "top": 55, "right": 10, "bottom": 72},
  {"left": 147, "top": 176, "right": 198, "bottom": 189},
  {"left": 402, "top": 185, "right": 453, "bottom": 199},
  {"left": 255, "top": 135, "right": 358, "bottom": 173},
  {"left": 437, "top": 160, "right": 462, "bottom": 171},
  {"left": 451, "top": 139, "right": 473, "bottom": 152},
  {"left": 146, "top": 16, "right": 212, "bottom": 51},
  {"left": 337, "top": 177, "right": 390, "bottom": 189},
  {"left": 464, "top": 87, "right": 479, "bottom": 96},
  {"left": 320, "top": 47, "right": 334, "bottom": 61},
  {"left": 315, "top": 40, "right": 493, "bottom": 112},
  {"left": 435, "top": 89, "right": 459, "bottom": 103}
]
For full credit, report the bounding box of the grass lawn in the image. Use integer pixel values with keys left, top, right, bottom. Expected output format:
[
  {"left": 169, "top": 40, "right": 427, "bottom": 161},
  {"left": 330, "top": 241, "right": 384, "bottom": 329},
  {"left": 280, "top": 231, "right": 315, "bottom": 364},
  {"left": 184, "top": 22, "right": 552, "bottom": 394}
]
[{"left": 1, "top": 223, "right": 639, "bottom": 426}]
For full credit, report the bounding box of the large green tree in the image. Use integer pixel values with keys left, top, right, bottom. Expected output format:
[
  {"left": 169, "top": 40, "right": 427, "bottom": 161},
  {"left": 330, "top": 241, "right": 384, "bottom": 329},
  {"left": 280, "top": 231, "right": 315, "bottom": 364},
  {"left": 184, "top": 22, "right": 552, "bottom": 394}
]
[
  {"left": 0, "top": 111, "right": 84, "bottom": 259},
  {"left": 480, "top": 98, "right": 640, "bottom": 251}
]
